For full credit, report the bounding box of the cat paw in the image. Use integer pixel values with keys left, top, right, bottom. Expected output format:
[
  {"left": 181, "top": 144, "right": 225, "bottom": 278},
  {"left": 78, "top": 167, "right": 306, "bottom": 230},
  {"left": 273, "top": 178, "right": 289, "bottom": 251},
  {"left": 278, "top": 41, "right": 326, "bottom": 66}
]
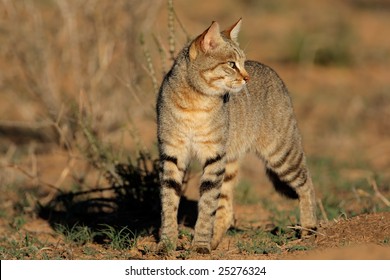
[
  {"left": 300, "top": 215, "right": 317, "bottom": 237},
  {"left": 210, "top": 238, "right": 221, "bottom": 250},
  {"left": 157, "top": 238, "right": 177, "bottom": 255},
  {"left": 300, "top": 226, "right": 317, "bottom": 238},
  {"left": 192, "top": 242, "right": 211, "bottom": 254}
]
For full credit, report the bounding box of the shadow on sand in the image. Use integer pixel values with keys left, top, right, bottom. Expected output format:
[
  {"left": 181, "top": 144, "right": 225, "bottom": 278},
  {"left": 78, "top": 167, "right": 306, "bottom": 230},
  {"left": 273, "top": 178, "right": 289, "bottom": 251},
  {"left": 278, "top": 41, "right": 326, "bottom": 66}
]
[{"left": 37, "top": 153, "right": 198, "bottom": 244}]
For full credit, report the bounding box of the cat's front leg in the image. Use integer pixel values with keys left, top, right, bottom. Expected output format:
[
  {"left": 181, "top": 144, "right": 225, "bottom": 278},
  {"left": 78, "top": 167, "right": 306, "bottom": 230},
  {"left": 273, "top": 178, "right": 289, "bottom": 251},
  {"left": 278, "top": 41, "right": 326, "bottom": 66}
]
[
  {"left": 193, "top": 152, "right": 226, "bottom": 254},
  {"left": 211, "top": 158, "right": 239, "bottom": 250},
  {"left": 158, "top": 151, "right": 189, "bottom": 253}
]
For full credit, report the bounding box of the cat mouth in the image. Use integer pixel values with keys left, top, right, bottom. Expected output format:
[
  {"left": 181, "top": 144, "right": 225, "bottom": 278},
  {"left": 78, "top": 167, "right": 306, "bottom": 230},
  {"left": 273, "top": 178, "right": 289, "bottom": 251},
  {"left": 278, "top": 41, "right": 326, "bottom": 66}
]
[
  {"left": 226, "top": 84, "right": 245, "bottom": 93},
  {"left": 228, "top": 80, "right": 248, "bottom": 92}
]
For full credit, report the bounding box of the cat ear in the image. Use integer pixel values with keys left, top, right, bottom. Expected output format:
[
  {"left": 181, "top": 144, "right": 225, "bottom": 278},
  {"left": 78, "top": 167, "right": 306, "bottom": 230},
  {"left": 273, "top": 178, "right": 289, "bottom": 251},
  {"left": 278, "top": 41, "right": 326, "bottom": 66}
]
[
  {"left": 201, "top": 21, "right": 223, "bottom": 52},
  {"left": 224, "top": 18, "right": 242, "bottom": 44},
  {"left": 189, "top": 21, "right": 222, "bottom": 60}
]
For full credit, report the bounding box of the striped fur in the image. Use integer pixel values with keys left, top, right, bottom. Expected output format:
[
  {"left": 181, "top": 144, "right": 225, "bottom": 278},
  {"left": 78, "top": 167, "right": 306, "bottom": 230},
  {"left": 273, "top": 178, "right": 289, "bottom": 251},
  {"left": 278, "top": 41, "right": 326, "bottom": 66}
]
[{"left": 157, "top": 19, "right": 317, "bottom": 254}]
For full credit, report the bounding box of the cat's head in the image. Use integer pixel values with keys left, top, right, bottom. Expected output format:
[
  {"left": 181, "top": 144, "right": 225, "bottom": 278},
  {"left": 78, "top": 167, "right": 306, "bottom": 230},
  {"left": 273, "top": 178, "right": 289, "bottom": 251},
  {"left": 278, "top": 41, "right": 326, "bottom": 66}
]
[{"left": 187, "top": 19, "right": 249, "bottom": 96}]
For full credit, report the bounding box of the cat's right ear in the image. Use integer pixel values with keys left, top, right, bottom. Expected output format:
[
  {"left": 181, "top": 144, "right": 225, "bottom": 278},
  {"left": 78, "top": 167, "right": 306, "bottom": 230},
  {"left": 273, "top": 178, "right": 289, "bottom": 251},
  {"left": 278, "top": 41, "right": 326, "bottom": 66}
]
[{"left": 189, "top": 21, "right": 222, "bottom": 60}]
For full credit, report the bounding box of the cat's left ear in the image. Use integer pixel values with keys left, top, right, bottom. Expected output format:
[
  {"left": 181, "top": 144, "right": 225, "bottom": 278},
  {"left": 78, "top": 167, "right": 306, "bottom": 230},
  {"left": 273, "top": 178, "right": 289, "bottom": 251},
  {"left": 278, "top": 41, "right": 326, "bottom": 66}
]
[
  {"left": 190, "top": 21, "right": 223, "bottom": 60},
  {"left": 224, "top": 18, "right": 242, "bottom": 44},
  {"left": 201, "top": 21, "right": 223, "bottom": 52}
]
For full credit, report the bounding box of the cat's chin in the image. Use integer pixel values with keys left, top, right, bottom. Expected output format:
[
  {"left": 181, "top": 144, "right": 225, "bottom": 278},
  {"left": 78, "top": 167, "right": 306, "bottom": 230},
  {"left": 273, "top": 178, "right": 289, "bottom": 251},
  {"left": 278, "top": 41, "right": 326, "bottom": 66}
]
[{"left": 224, "top": 86, "right": 245, "bottom": 94}]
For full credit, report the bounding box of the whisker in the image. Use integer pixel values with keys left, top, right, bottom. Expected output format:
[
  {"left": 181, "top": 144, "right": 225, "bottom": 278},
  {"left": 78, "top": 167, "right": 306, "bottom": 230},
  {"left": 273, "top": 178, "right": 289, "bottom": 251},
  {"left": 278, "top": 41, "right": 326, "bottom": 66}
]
[
  {"left": 243, "top": 84, "right": 250, "bottom": 100},
  {"left": 242, "top": 39, "right": 252, "bottom": 53}
]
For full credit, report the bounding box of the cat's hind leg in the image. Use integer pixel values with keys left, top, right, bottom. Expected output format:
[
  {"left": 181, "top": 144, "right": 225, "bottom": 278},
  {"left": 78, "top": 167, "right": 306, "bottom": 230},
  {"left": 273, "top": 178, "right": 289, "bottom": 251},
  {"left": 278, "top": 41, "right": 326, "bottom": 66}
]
[
  {"left": 266, "top": 166, "right": 317, "bottom": 232},
  {"left": 257, "top": 133, "right": 317, "bottom": 233}
]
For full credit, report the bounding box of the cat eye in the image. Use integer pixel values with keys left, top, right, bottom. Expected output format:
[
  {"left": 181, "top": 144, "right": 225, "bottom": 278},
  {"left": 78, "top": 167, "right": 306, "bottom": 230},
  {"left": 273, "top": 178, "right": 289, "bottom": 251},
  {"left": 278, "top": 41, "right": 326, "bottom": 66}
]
[{"left": 227, "top": 61, "right": 236, "bottom": 69}]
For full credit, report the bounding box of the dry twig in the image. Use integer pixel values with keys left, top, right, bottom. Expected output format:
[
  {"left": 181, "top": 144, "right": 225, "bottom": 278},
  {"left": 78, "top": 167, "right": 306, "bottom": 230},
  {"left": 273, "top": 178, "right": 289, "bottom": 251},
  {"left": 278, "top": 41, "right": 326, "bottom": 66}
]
[
  {"left": 6, "top": 164, "right": 62, "bottom": 192},
  {"left": 368, "top": 177, "right": 390, "bottom": 207},
  {"left": 287, "top": 225, "right": 326, "bottom": 237},
  {"left": 317, "top": 199, "right": 329, "bottom": 223}
]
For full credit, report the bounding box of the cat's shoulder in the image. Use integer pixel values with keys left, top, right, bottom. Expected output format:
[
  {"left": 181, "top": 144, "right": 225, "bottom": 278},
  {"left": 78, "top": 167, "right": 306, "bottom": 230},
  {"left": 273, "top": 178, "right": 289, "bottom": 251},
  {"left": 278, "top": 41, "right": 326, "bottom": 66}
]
[
  {"left": 245, "top": 60, "right": 275, "bottom": 73},
  {"left": 245, "top": 60, "right": 284, "bottom": 82}
]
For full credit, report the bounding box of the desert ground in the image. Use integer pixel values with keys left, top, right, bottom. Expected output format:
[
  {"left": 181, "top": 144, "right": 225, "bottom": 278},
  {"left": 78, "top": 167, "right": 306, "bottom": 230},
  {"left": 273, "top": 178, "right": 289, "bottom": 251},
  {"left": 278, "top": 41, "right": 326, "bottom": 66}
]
[{"left": 0, "top": 0, "right": 389, "bottom": 260}]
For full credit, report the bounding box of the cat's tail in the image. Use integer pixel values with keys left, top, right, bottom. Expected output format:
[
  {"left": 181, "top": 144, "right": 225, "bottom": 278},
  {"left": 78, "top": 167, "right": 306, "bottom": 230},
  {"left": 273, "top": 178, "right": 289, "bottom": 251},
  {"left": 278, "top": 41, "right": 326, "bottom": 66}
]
[{"left": 265, "top": 168, "right": 299, "bottom": 199}]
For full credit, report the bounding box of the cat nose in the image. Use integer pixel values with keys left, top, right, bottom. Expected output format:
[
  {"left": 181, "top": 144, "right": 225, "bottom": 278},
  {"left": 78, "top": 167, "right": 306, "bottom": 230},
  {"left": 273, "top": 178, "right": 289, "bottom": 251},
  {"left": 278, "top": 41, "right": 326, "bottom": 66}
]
[{"left": 243, "top": 75, "right": 250, "bottom": 82}]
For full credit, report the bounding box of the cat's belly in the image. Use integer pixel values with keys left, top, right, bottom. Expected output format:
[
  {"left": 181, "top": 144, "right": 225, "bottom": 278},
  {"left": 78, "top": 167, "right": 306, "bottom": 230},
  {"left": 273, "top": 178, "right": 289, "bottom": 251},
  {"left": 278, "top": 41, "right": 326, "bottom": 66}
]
[{"left": 225, "top": 131, "right": 256, "bottom": 160}]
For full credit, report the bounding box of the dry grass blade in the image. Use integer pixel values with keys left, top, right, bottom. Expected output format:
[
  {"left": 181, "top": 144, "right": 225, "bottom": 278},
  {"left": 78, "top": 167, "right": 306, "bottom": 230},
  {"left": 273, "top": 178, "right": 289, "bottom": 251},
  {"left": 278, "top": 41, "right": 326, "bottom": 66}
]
[
  {"left": 114, "top": 75, "right": 144, "bottom": 108},
  {"left": 153, "top": 34, "right": 169, "bottom": 75},
  {"left": 368, "top": 177, "right": 390, "bottom": 207},
  {"left": 172, "top": 6, "right": 190, "bottom": 41},
  {"left": 167, "top": 0, "right": 176, "bottom": 61},
  {"left": 140, "top": 34, "right": 159, "bottom": 94},
  {"left": 317, "top": 199, "right": 329, "bottom": 223},
  {"left": 287, "top": 225, "right": 326, "bottom": 237},
  {"left": 6, "top": 164, "right": 62, "bottom": 193},
  {"left": 0, "top": 120, "right": 59, "bottom": 144}
]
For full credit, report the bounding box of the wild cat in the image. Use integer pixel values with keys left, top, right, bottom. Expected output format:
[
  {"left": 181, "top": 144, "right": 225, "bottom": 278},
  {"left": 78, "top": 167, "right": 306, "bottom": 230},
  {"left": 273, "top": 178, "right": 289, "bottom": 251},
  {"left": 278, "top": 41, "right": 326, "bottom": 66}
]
[{"left": 156, "top": 19, "right": 317, "bottom": 253}]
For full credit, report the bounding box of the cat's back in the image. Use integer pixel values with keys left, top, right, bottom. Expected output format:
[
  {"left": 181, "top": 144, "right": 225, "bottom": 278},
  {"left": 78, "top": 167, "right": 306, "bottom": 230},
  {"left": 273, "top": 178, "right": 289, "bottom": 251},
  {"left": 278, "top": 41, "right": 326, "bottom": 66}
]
[
  {"left": 245, "top": 60, "right": 289, "bottom": 99},
  {"left": 235, "top": 60, "right": 293, "bottom": 115},
  {"left": 226, "top": 60, "right": 295, "bottom": 155}
]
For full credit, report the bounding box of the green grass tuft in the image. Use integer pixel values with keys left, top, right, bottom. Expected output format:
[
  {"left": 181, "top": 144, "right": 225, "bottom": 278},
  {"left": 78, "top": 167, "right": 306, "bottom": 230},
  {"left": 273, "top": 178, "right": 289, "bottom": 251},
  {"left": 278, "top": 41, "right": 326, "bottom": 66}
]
[
  {"left": 55, "top": 223, "right": 96, "bottom": 246},
  {"left": 98, "top": 224, "right": 138, "bottom": 250}
]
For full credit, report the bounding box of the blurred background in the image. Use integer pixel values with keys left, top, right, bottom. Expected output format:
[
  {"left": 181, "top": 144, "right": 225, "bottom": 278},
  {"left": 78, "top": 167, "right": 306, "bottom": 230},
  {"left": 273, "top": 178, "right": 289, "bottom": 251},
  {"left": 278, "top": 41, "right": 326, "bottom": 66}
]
[{"left": 0, "top": 0, "right": 389, "bottom": 258}]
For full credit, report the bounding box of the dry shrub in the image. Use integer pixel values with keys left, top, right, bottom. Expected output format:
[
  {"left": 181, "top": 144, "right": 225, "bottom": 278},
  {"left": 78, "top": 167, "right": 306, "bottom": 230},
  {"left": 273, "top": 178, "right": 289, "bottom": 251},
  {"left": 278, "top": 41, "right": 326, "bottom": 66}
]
[{"left": 0, "top": 0, "right": 162, "bottom": 146}]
